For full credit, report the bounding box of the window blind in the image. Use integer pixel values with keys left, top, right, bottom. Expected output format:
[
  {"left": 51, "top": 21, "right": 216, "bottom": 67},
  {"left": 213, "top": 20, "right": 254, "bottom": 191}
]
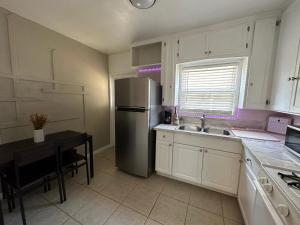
[{"left": 178, "top": 63, "right": 240, "bottom": 115}]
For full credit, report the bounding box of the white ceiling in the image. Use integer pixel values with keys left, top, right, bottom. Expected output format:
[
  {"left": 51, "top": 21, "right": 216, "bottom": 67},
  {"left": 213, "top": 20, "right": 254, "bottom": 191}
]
[{"left": 0, "top": 0, "right": 291, "bottom": 54}]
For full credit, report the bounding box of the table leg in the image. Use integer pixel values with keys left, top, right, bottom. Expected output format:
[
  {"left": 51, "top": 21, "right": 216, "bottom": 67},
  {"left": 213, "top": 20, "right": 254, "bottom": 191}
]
[
  {"left": 0, "top": 197, "right": 4, "bottom": 225},
  {"left": 88, "top": 137, "right": 94, "bottom": 178}
]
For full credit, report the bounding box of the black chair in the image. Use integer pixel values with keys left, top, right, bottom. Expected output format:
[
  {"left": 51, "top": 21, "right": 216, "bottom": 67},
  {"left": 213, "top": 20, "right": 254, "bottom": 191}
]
[
  {"left": 0, "top": 198, "right": 4, "bottom": 225},
  {"left": 1, "top": 143, "right": 64, "bottom": 225},
  {"left": 59, "top": 133, "right": 90, "bottom": 201}
]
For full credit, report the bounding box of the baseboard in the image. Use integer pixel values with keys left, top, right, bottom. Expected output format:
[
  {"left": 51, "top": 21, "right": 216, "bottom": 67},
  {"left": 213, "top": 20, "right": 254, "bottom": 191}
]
[{"left": 93, "top": 144, "right": 114, "bottom": 155}]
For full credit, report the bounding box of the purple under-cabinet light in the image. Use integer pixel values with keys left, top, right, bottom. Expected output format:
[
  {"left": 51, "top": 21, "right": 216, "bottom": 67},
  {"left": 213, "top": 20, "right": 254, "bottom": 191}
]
[
  {"left": 179, "top": 108, "right": 242, "bottom": 121},
  {"left": 137, "top": 65, "right": 161, "bottom": 75}
]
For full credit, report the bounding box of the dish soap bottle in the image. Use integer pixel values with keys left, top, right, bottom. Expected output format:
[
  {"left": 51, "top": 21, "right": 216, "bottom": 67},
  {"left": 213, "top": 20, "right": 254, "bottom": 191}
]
[{"left": 173, "top": 106, "right": 180, "bottom": 126}]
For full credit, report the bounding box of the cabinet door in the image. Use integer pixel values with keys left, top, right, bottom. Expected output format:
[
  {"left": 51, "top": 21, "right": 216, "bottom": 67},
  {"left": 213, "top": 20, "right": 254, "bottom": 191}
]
[
  {"left": 172, "top": 143, "right": 203, "bottom": 183},
  {"left": 177, "top": 32, "right": 207, "bottom": 63},
  {"left": 271, "top": 5, "right": 300, "bottom": 112},
  {"left": 291, "top": 47, "right": 300, "bottom": 113},
  {"left": 207, "top": 23, "right": 250, "bottom": 58},
  {"left": 245, "top": 18, "right": 277, "bottom": 110},
  {"left": 202, "top": 148, "right": 241, "bottom": 194},
  {"left": 238, "top": 163, "right": 257, "bottom": 225},
  {"left": 155, "top": 140, "right": 173, "bottom": 175},
  {"left": 161, "top": 38, "right": 176, "bottom": 106}
]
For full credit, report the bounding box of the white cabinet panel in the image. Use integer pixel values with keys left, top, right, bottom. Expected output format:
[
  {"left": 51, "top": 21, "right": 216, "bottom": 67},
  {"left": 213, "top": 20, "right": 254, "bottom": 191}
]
[
  {"left": 246, "top": 18, "right": 277, "bottom": 109},
  {"left": 207, "top": 23, "right": 250, "bottom": 58},
  {"left": 202, "top": 148, "right": 241, "bottom": 194},
  {"left": 155, "top": 140, "right": 173, "bottom": 175},
  {"left": 238, "top": 163, "right": 257, "bottom": 225},
  {"left": 161, "top": 38, "right": 176, "bottom": 106},
  {"left": 271, "top": 5, "right": 300, "bottom": 112},
  {"left": 172, "top": 143, "right": 203, "bottom": 183},
  {"left": 290, "top": 44, "right": 300, "bottom": 113},
  {"left": 177, "top": 32, "right": 207, "bottom": 63}
]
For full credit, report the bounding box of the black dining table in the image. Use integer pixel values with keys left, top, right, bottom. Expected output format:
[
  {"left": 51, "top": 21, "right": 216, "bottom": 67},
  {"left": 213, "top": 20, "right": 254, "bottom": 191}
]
[{"left": 0, "top": 130, "right": 94, "bottom": 225}]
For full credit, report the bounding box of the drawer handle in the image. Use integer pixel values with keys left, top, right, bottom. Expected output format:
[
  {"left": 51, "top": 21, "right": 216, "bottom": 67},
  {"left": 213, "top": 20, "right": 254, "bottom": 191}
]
[
  {"left": 169, "top": 144, "right": 172, "bottom": 147},
  {"left": 204, "top": 150, "right": 208, "bottom": 153},
  {"left": 246, "top": 158, "right": 252, "bottom": 166},
  {"left": 162, "top": 135, "right": 166, "bottom": 138},
  {"left": 199, "top": 149, "right": 202, "bottom": 152}
]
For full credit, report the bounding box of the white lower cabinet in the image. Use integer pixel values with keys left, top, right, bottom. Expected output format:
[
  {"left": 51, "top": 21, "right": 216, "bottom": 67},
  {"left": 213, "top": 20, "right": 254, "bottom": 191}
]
[
  {"left": 172, "top": 143, "right": 203, "bottom": 183},
  {"left": 202, "top": 148, "right": 241, "bottom": 194},
  {"left": 238, "top": 163, "right": 257, "bottom": 225},
  {"left": 155, "top": 131, "right": 242, "bottom": 194},
  {"left": 155, "top": 140, "right": 173, "bottom": 175}
]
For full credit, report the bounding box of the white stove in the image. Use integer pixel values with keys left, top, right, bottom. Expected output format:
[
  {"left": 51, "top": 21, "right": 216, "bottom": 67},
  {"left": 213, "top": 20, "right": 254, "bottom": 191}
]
[{"left": 258, "top": 166, "right": 300, "bottom": 225}]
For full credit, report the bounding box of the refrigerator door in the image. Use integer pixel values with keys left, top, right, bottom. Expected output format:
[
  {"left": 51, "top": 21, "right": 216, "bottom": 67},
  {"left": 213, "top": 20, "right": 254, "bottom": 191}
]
[
  {"left": 115, "top": 108, "right": 150, "bottom": 177},
  {"left": 115, "top": 78, "right": 150, "bottom": 108}
]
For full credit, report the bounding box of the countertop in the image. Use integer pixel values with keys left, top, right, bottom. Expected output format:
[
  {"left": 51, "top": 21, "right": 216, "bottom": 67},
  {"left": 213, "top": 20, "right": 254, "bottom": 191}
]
[{"left": 154, "top": 124, "right": 300, "bottom": 172}]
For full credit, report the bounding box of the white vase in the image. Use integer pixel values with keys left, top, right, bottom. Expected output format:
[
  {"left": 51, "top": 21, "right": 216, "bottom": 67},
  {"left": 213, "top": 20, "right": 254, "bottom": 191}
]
[{"left": 33, "top": 129, "right": 45, "bottom": 143}]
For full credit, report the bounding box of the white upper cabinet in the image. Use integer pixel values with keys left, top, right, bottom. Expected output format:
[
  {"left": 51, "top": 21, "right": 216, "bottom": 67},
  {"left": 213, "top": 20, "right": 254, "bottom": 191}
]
[
  {"left": 202, "top": 148, "right": 241, "bottom": 194},
  {"left": 245, "top": 18, "right": 278, "bottom": 110},
  {"left": 177, "top": 32, "right": 207, "bottom": 63},
  {"left": 177, "top": 22, "right": 251, "bottom": 63},
  {"left": 172, "top": 143, "right": 203, "bottom": 183},
  {"left": 206, "top": 23, "right": 251, "bottom": 58},
  {"left": 109, "top": 51, "right": 134, "bottom": 76},
  {"left": 161, "top": 38, "right": 177, "bottom": 106},
  {"left": 271, "top": 1, "right": 300, "bottom": 113}
]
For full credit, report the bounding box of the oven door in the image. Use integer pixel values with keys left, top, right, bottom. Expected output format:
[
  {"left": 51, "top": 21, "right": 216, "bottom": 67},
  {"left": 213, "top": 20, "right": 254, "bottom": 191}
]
[{"left": 252, "top": 180, "right": 284, "bottom": 225}]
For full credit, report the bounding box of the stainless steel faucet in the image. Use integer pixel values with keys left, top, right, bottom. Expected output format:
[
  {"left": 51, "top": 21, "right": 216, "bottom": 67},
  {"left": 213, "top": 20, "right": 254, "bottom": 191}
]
[{"left": 200, "top": 114, "right": 206, "bottom": 130}]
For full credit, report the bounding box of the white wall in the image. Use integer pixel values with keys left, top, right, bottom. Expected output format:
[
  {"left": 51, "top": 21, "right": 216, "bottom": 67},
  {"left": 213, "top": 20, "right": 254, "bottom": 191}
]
[{"left": 0, "top": 7, "right": 110, "bottom": 149}]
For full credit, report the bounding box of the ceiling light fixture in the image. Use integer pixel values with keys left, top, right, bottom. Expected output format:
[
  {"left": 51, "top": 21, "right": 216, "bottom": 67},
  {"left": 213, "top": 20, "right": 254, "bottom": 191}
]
[{"left": 129, "top": 0, "right": 156, "bottom": 9}]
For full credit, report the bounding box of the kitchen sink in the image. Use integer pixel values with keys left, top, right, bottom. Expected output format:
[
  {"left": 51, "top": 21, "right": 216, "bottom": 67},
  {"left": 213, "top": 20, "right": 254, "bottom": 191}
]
[
  {"left": 178, "top": 125, "right": 231, "bottom": 136},
  {"left": 178, "top": 125, "right": 202, "bottom": 132},
  {"left": 203, "top": 128, "right": 231, "bottom": 136}
]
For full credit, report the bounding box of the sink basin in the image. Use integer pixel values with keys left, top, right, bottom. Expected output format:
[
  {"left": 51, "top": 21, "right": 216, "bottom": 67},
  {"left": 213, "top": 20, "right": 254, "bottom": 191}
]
[
  {"left": 203, "top": 128, "right": 231, "bottom": 136},
  {"left": 178, "top": 125, "right": 232, "bottom": 136},
  {"left": 178, "top": 125, "right": 202, "bottom": 132}
]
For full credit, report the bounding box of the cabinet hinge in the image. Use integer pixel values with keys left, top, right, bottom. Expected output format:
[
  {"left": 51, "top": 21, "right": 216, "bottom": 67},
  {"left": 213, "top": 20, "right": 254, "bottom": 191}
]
[
  {"left": 164, "top": 42, "right": 166, "bottom": 47},
  {"left": 266, "top": 99, "right": 270, "bottom": 105},
  {"left": 177, "top": 40, "right": 180, "bottom": 44},
  {"left": 177, "top": 52, "right": 179, "bottom": 57},
  {"left": 246, "top": 43, "right": 249, "bottom": 49},
  {"left": 276, "top": 20, "right": 281, "bottom": 26},
  {"left": 247, "top": 26, "right": 250, "bottom": 32}
]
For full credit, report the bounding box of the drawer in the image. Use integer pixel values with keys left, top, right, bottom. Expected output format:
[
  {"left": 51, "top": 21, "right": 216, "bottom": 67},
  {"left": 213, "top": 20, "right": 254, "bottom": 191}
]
[
  {"left": 156, "top": 131, "right": 174, "bottom": 142},
  {"left": 174, "top": 133, "right": 242, "bottom": 154},
  {"left": 243, "top": 148, "right": 260, "bottom": 177}
]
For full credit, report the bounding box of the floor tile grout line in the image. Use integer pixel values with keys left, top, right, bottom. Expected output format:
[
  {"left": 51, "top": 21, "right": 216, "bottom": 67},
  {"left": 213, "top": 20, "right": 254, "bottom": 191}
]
[
  {"left": 39, "top": 192, "right": 85, "bottom": 225},
  {"left": 184, "top": 190, "right": 192, "bottom": 225},
  {"left": 102, "top": 204, "right": 122, "bottom": 225}
]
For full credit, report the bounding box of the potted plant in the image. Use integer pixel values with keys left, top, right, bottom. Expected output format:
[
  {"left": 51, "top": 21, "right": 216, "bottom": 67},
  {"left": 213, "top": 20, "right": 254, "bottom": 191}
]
[{"left": 30, "top": 113, "right": 48, "bottom": 143}]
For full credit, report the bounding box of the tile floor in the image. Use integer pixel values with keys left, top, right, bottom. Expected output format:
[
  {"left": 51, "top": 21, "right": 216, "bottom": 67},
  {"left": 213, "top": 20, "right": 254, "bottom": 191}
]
[{"left": 2, "top": 147, "right": 244, "bottom": 225}]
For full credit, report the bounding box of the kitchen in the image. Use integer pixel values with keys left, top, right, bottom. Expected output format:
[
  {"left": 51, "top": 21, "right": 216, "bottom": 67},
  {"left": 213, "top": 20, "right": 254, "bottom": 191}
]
[{"left": 0, "top": 0, "right": 299, "bottom": 225}]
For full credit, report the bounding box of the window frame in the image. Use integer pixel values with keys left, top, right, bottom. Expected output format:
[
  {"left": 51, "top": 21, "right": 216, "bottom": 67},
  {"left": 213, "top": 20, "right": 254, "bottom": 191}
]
[{"left": 176, "top": 58, "right": 245, "bottom": 116}]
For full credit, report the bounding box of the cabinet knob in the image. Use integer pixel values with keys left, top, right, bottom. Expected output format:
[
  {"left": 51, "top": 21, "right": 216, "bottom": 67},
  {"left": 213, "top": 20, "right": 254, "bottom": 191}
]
[
  {"left": 163, "top": 135, "right": 166, "bottom": 138},
  {"left": 277, "top": 204, "right": 289, "bottom": 217},
  {"left": 208, "top": 50, "right": 212, "bottom": 54},
  {"left": 291, "top": 77, "right": 300, "bottom": 81},
  {"left": 204, "top": 150, "right": 208, "bottom": 153},
  {"left": 199, "top": 149, "right": 202, "bottom": 152},
  {"left": 258, "top": 177, "right": 268, "bottom": 184},
  {"left": 205, "top": 51, "right": 208, "bottom": 55},
  {"left": 263, "top": 183, "right": 273, "bottom": 193},
  {"left": 250, "top": 82, "right": 253, "bottom": 86},
  {"left": 169, "top": 143, "right": 172, "bottom": 147}
]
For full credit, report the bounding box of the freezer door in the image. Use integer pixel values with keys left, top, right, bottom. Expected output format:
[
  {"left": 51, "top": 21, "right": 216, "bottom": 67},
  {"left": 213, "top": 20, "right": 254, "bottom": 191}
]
[
  {"left": 115, "top": 109, "right": 150, "bottom": 177},
  {"left": 115, "top": 78, "right": 150, "bottom": 108}
]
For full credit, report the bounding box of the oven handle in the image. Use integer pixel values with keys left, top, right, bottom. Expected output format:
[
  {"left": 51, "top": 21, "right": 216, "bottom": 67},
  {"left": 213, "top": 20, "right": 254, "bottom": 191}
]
[{"left": 254, "top": 180, "right": 285, "bottom": 225}]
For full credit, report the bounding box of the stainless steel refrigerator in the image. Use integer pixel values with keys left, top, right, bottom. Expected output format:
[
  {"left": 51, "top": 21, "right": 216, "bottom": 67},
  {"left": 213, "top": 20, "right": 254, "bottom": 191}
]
[{"left": 115, "top": 77, "right": 161, "bottom": 177}]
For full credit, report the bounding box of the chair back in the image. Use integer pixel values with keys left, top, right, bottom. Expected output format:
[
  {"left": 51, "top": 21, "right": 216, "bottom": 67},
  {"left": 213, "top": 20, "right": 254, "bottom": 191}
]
[
  {"left": 13, "top": 142, "right": 58, "bottom": 168},
  {"left": 59, "top": 133, "right": 88, "bottom": 151}
]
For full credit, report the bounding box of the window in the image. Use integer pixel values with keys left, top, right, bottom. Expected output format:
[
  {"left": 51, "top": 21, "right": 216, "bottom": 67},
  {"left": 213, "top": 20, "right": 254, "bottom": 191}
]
[{"left": 177, "top": 59, "right": 244, "bottom": 115}]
